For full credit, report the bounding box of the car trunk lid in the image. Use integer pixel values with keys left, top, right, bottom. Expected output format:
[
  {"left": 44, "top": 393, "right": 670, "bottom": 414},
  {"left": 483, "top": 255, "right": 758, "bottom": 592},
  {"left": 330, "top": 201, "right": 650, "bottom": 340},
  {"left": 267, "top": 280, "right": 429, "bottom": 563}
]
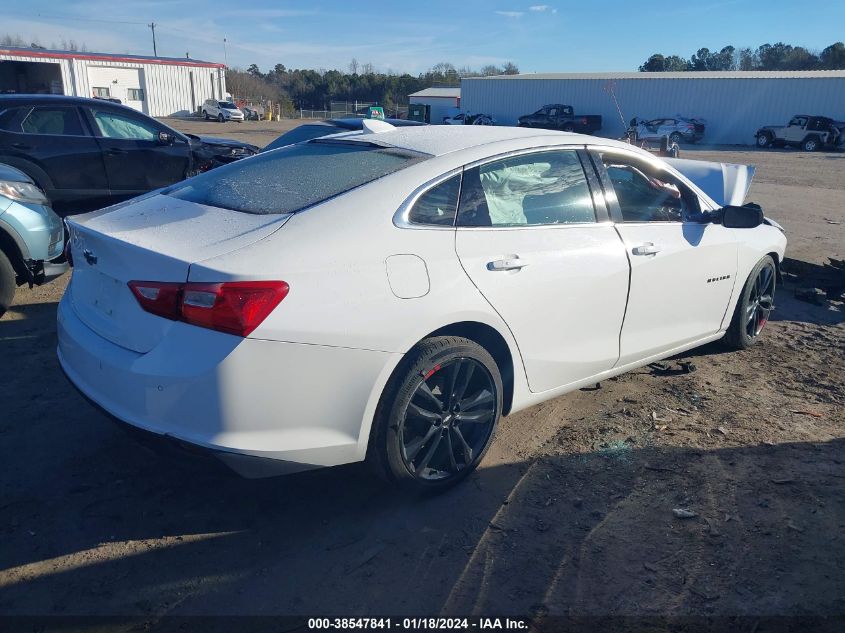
[{"left": 66, "top": 194, "right": 290, "bottom": 353}]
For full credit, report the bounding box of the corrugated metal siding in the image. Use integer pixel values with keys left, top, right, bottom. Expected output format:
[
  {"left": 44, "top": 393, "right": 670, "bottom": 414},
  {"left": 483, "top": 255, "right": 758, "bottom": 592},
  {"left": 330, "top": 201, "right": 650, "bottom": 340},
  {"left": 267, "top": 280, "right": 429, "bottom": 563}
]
[
  {"left": 462, "top": 76, "right": 845, "bottom": 144},
  {"left": 2, "top": 53, "right": 226, "bottom": 117}
]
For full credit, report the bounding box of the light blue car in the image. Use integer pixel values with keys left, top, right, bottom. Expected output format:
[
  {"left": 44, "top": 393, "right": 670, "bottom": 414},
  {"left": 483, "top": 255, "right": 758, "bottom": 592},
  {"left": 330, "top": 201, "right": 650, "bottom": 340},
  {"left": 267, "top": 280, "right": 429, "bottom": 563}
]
[{"left": 0, "top": 163, "right": 66, "bottom": 316}]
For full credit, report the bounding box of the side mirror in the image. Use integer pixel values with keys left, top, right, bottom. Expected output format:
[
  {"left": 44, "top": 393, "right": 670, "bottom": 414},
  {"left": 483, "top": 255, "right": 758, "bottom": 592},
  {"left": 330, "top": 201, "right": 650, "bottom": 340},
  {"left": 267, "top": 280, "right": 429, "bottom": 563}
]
[
  {"left": 157, "top": 131, "right": 174, "bottom": 145},
  {"left": 721, "top": 203, "right": 764, "bottom": 229}
]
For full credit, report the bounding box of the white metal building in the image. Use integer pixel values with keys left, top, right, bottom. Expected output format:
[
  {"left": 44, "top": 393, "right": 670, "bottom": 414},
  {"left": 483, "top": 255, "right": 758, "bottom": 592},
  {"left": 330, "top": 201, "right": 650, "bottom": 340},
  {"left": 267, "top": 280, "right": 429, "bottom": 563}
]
[
  {"left": 462, "top": 71, "right": 845, "bottom": 145},
  {"left": 0, "top": 46, "right": 226, "bottom": 117},
  {"left": 408, "top": 87, "right": 461, "bottom": 124}
]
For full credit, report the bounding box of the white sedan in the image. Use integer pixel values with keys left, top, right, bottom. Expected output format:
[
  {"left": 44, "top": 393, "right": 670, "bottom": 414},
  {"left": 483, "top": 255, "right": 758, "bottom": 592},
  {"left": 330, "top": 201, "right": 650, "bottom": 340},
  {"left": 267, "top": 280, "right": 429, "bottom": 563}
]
[{"left": 58, "top": 123, "right": 786, "bottom": 491}]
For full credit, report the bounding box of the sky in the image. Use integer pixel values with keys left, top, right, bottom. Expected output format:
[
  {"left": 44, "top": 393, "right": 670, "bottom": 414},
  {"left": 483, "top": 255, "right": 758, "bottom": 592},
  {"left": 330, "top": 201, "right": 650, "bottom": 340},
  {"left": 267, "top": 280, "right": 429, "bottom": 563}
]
[{"left": 1, "top": 0, "right": 844, "bottom": 74}]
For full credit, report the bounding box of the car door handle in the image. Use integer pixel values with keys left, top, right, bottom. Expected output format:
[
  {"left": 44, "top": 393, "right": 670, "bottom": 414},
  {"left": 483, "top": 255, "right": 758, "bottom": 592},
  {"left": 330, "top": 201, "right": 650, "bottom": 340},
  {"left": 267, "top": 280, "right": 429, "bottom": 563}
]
[
  {"left": 105, "top": 148, "right": 128, "bottom": 155},
  {"left": 11, "top": 142, "right": 31, "bottom": 150},
  {"left": 632, "top": 243, "right": 661, "bottom": 256},
  {"left": 487, "top": 257, "right": 528, "bottom": 272}
]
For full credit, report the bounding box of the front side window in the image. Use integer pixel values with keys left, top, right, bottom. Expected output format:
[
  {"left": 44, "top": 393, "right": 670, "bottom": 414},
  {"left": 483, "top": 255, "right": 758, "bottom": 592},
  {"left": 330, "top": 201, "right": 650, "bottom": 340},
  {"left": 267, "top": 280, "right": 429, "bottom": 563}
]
[
  {"left": 600, "top": 152, "right": 699, "bottom": 223},
  {"left": 408, "top": 174, "right": 460, "bottom": 226},
  {"left": 92, "top": 110, "right": 158, "bottom": 141},
  {"left": 166, "top": 140, "right": 425, "bottom": 215},
  {"left": 21, "top": 107, "right": 84, "bottom": 136},
  {"left": 457, "top": 150, "right": 596, "bottom": 227}
]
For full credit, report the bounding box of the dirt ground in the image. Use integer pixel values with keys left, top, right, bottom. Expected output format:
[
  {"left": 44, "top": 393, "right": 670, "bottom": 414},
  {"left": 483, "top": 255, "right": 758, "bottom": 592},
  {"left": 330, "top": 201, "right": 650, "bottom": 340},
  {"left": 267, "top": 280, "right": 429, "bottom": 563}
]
[{"left": 1, "top": 123, "right": 843, "bottom": 630}]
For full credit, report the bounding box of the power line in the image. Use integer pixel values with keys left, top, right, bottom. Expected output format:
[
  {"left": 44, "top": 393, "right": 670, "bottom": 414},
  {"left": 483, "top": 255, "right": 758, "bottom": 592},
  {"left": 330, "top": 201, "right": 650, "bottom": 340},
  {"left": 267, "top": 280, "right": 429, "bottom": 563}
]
[{"left": 5, "top": 11, "right": 146, "bottom": 26}]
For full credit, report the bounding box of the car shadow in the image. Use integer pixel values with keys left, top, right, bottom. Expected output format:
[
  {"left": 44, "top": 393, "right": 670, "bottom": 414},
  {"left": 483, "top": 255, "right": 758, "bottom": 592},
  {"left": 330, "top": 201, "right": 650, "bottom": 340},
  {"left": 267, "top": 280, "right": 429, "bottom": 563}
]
[{"left": 1, "top": 405, "right": 843, "bottom": 626}]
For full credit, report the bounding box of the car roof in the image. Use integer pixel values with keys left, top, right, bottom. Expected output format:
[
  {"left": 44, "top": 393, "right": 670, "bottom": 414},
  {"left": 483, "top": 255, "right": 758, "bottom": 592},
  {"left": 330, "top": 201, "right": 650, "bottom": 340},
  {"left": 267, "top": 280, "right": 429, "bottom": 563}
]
[
  {"left": 329, "top": 125, "right": 637, "bottom": 158},
  {"left": 0, "top": 93, "right": 141, "bottom": 113}
]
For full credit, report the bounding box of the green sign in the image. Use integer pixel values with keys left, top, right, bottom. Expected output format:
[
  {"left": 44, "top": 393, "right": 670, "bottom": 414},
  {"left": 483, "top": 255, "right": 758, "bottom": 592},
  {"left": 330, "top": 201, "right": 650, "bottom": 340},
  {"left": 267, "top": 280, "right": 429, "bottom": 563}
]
[{"left": 367, "top": 106, "right": 385, "bottom": 120}]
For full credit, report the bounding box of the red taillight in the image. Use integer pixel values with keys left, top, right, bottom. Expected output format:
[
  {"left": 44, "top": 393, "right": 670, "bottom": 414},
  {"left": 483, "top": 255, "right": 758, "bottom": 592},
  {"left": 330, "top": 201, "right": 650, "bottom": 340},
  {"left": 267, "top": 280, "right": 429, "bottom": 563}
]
[
  {"left": 128, "top": 280, "right": 289, "bottom": 337},
  {"left": 181, "top": 281, "right": 289, "bottom": 336},
  {"left": 128, "top": 281, "right": 183, "bottom": 319}
]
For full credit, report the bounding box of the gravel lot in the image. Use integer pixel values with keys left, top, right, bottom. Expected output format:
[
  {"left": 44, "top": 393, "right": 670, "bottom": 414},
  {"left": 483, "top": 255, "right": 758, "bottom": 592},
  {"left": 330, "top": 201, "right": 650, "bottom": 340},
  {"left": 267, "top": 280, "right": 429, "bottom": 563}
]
[{"left": 1, "top": 122, "right": 843, "bottom": 629}]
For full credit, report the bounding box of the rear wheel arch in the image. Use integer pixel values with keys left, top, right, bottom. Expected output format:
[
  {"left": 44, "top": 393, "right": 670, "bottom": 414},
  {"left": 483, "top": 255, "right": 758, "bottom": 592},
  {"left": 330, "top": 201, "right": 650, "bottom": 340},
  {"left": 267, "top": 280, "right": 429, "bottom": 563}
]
[{"left": 421, "top": 321, "right": 515, "bottom": 416}]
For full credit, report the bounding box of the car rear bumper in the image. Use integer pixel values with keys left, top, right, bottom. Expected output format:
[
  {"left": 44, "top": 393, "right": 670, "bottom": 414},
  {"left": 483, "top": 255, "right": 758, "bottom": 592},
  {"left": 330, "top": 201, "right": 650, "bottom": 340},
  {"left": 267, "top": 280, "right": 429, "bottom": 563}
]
[{"left": 57, "top": 290, "right": 399, "bottom": 476}]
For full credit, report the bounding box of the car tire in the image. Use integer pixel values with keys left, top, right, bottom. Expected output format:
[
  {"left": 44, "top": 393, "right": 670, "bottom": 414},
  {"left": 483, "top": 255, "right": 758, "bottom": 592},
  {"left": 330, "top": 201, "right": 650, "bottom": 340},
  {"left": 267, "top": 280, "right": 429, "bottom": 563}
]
[
  {"left": 669, "top": 132, "right": 682, "bottom": 144},
  {"left": 756, "top": 133, "right": 772, "bottom": 148},
  {"left": 724, "top": 255, "right": 777, "bottom": 350},
  {"left": 368, "top": 336, "right": 503, "bottom": 493},
  {"left": 0, "top": 249, "right": 16, "bottom": 318},
  {"left": 802, "top": 136, "right": 820, "bottom": 152},
  {"left": 218, "top": 113, "right": 225, "bottom": 123},
  {"left": 203, "top": 111, "right": 210, "bottom": 120}
]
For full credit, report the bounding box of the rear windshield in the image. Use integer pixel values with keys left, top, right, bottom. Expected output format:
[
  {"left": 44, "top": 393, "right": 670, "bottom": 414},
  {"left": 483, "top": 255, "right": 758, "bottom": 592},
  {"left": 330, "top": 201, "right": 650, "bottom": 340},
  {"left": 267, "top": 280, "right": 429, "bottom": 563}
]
[
  {"left": 262, "top": 124, "right": 339, "bottom": 151},
  {"left": 165, "top": 140, "right": 425, "bottom": 215}
]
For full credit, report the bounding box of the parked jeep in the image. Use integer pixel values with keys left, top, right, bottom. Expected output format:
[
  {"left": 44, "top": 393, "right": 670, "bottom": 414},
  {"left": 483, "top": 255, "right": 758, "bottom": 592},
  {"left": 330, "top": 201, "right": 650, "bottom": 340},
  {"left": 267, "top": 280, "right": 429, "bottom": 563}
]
[{"left": 755, "top": 115, "right": 845, "bottom": 151}]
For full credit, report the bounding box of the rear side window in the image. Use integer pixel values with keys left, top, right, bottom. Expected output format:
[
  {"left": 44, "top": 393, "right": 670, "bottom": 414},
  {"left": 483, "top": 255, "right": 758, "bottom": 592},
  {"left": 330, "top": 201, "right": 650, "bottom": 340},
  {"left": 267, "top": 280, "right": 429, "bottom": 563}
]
[
  {"left": 20, "top": 107, "right": 84, "bottom": 136},
  {"left": 408, "top": 174, "right": 460, "bottom": 226},
  {"left": 457, "top": 150, "right": 596, "bottom": 227},
  {"left": 0, "top": 107, "right": 22, "bottom": 131},
  {"left": 166, "top": 141, "right": 425, "bottom": 215}
]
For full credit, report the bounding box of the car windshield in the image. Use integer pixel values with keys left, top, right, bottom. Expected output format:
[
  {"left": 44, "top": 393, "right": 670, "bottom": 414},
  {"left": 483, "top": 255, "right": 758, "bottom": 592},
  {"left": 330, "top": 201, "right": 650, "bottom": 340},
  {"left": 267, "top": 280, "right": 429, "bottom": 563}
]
[
  {"left": 219, "top": 102, "right": 237, "bottom": 109},
  {"left": 165, "top": 140, "right": 427, "bottom": 215}
]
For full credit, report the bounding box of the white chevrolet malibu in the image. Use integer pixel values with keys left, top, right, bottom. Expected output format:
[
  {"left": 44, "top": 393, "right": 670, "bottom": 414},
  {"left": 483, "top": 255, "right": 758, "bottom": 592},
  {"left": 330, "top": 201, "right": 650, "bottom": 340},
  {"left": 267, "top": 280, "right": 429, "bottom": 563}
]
[{"left": 58, "top": 123, "right": 786, "bottom": 491}]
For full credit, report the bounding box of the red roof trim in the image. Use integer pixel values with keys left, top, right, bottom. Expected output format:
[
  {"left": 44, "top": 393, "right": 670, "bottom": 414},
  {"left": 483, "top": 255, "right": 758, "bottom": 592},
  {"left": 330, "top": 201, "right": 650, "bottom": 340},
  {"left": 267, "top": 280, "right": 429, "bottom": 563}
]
[{"left": 0, "top": 48, "right": 225, "bottom": 69}]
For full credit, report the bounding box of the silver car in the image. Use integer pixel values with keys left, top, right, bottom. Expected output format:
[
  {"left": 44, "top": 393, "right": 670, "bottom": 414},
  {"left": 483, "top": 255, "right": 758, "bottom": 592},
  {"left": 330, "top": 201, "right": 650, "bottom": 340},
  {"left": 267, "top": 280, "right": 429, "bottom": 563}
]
[
  {"left": 628, "top": 116, "right": 706, "bottom": 144},
  {"left": 0, "top": 163, "right": 66, "bottom": 316}
]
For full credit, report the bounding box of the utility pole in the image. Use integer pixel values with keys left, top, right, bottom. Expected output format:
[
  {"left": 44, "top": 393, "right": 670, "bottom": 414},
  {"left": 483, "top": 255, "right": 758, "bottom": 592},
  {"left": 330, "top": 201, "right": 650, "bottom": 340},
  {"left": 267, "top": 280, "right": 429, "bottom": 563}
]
[
  {"left": 223, "top": 37, "right": 228, "bottom": 67},
  {"left": 148, "top": 22, "right": 157, "bottom": 57}
]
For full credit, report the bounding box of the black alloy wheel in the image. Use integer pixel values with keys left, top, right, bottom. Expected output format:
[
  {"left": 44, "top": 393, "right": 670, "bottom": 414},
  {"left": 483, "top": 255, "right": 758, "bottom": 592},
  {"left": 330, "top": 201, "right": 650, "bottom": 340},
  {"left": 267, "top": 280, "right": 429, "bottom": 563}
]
[
  {"left": 725, "top": 255, "right": 777, "bottom": 350},
  {"left": 745, "top": 262, "right": 775, "bottom": 339},
  {"left": 369, "top": 336, "right": 503, "bottom": 491},
  {"left": 399, "top": 357, "right": 496, "bottom": 481}
]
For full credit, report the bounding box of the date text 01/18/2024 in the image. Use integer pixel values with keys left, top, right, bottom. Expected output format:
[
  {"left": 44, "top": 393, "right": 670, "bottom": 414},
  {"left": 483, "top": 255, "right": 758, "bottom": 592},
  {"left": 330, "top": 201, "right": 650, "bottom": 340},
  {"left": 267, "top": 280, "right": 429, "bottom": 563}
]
[{"left": 307, "top": 617, "right": 530, "bottom": 630}]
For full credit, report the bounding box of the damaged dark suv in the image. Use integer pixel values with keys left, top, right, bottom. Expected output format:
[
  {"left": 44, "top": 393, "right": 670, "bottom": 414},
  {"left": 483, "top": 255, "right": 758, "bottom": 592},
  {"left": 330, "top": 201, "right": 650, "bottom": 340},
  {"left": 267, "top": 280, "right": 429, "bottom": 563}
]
[{"left": 0, "top": 95, "right": 257, "bottom": 215}]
